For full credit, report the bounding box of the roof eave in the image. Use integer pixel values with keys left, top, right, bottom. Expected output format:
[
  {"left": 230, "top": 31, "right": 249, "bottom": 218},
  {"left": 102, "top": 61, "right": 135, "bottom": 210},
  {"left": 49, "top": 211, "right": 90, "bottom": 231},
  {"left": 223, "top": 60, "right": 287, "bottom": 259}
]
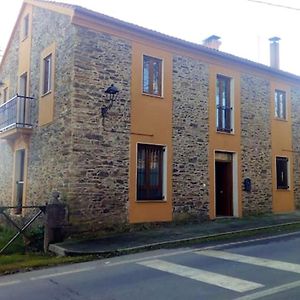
[{"left": 74, "top": 6, "right": 300, "bottom": 83}]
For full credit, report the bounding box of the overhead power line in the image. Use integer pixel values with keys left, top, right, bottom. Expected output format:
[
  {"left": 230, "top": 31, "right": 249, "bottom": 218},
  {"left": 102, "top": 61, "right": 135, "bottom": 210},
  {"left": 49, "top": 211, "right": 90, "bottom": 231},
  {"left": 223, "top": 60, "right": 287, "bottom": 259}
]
[{"left": 248, "top": 0, "right": 300, "bottom": 11}]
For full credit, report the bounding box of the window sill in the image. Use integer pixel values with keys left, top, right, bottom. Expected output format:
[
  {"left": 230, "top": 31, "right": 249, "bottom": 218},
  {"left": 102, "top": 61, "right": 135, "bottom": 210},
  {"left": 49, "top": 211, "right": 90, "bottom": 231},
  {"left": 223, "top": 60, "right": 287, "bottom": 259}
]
[
  {"left": 142, "top": 92, "right": 164, "bottom": 99},
  {"left": 41, "top": 90, "right": 52, "bottom": 98},
  {"left": 276, "top": 188, "right": 290, "bottom": 191},
  {"left": 274, "top": 117, "right": 288, "bottom": 122},
  {"left": 216, "top": 130, "right": 235, "bottom": 135},
  {"left": 136, "top": 199, "right": 167, "bottom": 203}
]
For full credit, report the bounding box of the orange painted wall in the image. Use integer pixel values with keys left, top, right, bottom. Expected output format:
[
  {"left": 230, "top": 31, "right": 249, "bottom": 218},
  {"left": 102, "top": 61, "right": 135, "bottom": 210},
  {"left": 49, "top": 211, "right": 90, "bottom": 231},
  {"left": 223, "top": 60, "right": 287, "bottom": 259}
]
[
  {"left": 128, "top": 41, "right": 173, "bottom": 223},
  {"left": 18, "top": 5, "right": 32, "bottom": 85},
  {"left": 270, "top": 82, "right": 294, "bottom": 212},
  {"left": 208, "top": 65, "right": 242, "bottom": 219},
  {"left": 12, "top": 4, "right": 33, "bottom": 209}
]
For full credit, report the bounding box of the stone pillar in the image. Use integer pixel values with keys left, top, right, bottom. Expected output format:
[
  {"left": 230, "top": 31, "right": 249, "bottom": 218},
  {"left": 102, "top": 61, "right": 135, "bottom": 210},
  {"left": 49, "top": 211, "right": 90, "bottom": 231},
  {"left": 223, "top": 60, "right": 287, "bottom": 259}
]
[{"left": 44, "top": 192, "right": 67, "bottom": 252}]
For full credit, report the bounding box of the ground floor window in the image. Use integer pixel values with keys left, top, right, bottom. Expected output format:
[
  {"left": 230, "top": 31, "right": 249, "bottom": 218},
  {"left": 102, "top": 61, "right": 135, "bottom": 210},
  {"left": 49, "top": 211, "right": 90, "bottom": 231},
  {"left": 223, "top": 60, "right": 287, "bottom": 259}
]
[
  {"left": 276, "top": 156, "right": 289, "bottom": 189},
  {"left": 137, "top": 144, "right": 165, "bottom": 200},
  {"left": 14, "top": 149, "right": 26, "bottom": 214}
]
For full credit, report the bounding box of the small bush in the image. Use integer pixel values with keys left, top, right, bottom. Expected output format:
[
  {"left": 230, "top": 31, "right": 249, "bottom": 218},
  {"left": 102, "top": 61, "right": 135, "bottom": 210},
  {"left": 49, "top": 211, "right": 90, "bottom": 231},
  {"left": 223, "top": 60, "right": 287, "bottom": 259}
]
[
  {"left": 27, "top": 225, "right": 44, "bottom": 252},
  {"left": 0, "top": 226, "right": 25, "bottom": 254},
  {"left": 0, "top": 225, "right": 44, "bottom": 254}
]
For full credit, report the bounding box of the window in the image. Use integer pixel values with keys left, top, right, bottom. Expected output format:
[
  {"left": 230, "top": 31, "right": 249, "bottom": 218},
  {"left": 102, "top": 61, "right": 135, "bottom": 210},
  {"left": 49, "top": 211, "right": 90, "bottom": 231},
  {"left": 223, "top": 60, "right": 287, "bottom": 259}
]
[
  {"left": 15, "top": 149, "right": 26, "bottom": 215},
  {"left": 275, "top": 90, "right": 286, "bottom": 119},
  {"left": 3, "top": 87, "right": 8, "bottom": 103},
  {"left": 276, "top": 157, "right": 289, "bottom": 189},
  {"left": 137, "top": 144, "right": 165, "bottom": 200},
  {"left": 43, "top": 54, "right": 52, "bottom": 94},
  {"left": 22, "top": 15, "right": 29, "bottom": 40},
  {"left": 143, "top": 55, "right": 162, "bottom": 96},
  {"left": 19, "top": 73, "right": 28, "bottom": 124},
  {"left": 216, "top": 75, "right": 232, "bottom": 132},
  {"left": 19, "top": 73, "right": 27, "bottom": 97}
]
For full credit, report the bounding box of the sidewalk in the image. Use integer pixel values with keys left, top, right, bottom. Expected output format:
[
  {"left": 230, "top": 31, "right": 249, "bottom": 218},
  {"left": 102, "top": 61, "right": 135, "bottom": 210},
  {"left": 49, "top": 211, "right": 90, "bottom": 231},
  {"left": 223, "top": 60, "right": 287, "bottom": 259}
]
[{"left": 49, "top": 211, "right": 300, "bottom": 256}]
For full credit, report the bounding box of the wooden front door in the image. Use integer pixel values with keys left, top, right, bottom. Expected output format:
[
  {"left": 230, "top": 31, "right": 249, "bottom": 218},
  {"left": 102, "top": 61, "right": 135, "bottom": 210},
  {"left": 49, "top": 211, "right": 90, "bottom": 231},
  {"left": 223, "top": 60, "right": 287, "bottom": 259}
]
[{"left": 215, "top": 160, "right": 233, "bottom": 216}]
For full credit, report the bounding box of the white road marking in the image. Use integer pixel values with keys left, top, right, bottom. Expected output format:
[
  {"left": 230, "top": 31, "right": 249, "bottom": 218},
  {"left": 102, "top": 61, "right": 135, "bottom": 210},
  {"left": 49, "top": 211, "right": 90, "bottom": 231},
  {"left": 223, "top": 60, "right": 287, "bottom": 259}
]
[
  {"left": 138, "top": 259, "right": 263, "bottom": 292},
  {"left": 0, "top": 280, "right": 21, "bottom": 287},
  {"left": 197, "top": 250, "right": 300, "bottom": 274},
  {"left": 234, "top": 279, "right": 300, "bottom": 300},
  {"left": 102, "top": 231, "right": 300, "bottom": 268},
  {"left": 1, "top": 231, "right": 300, "bottom": 288},
  {"left": 29, "top": 266, "right": 95, "bottom": 281}
]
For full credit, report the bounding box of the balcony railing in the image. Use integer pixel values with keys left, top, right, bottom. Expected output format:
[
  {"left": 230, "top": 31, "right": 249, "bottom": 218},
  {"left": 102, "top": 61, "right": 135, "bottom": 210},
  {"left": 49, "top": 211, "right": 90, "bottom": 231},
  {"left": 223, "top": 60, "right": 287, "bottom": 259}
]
[{"left": 0, "top": 94, "right": 34, "bottom": 133}]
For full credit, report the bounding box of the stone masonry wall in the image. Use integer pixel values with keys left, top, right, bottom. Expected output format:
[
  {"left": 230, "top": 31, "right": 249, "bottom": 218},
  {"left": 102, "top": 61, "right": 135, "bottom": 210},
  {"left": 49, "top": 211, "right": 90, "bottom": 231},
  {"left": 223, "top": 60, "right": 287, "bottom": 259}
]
[
  {"left": 172, "top": 55, "right": 210, "bottom": 219},
  {"left": 26, "top": 7, "right": 75, "bottom": 206},
  {"left": 0, "top": 24, "right": 20, "bottom": 205},
  {"left": 68, "top": 26, "right": 131, "bottom": 233},
  {"left": 240, "top": 74, "right": 272, "bottom": 214},
  {"left": 291, "top": 87, "right": 300, "bottom": 209}
]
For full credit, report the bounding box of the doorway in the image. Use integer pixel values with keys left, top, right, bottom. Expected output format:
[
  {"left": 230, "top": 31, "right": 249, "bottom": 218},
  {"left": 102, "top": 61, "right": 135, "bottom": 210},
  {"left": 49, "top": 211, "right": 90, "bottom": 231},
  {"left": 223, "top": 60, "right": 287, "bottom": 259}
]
[
  {"left": 14, "top": 149, "right": 25, "bottom": 214},
  {"left": 215, "top": 152, "right": 233, "bottom": 216},
  {"left": 18, "top": 72, "right": 27, "bottom": 125}
]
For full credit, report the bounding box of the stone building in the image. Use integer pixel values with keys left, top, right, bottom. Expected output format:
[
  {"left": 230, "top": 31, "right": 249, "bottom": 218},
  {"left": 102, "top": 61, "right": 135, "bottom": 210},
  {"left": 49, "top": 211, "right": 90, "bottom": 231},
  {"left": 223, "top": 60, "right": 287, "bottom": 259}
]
[{"left": 0, "top": 0, "right": 300, "bottom": 233}]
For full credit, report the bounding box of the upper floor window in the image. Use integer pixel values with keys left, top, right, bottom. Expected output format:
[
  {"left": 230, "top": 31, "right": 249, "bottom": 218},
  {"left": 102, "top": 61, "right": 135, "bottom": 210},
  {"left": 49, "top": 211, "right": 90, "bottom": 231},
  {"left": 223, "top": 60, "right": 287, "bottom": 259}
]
[
  {"left": 276, "top": 157, "right": 289, "bottom": 189},
  {"left": 274, "top": 90, "right": 286, "bottom": 119},
  {"left": 43, "top": 54, "right": 52, "bottom": 94},
  {"left": 137, "top": 144, "right": 165, "bottom": 201},
  {"left": 216, "top": 75, "right": 232, "bottom": 133},
  {"left": 22, "top": 15, "right": 29, "bottom": 40},
  {"left": 143, "top": 55, "right": 162, "bottom": 96},
  {"left": 19, "top": 73, "right": 27, "bottom": 97},
  {"left": 2, "top": 87, "right": 8, "bottom": 103}
]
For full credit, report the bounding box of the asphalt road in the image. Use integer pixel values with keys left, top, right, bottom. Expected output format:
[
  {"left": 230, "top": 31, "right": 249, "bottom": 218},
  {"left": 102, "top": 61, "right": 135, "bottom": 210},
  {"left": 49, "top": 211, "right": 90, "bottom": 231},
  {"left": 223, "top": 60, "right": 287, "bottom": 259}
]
[{"left": 1, "top": 231, "right": 300, "bottom": 300}]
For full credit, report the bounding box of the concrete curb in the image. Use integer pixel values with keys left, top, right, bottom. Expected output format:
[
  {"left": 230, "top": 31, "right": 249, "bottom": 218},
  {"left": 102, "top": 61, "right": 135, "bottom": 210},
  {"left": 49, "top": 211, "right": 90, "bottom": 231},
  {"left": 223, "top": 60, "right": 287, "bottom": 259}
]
[{"left": 49, "top": 221, "right": 300, "bottom": 257}]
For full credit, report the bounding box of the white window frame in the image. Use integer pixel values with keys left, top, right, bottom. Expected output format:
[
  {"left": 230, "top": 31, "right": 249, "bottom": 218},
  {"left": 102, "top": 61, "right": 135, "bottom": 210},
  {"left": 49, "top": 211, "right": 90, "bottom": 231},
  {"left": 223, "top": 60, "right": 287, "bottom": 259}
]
[
  {"left": 216, "top": 74, "right": 234, "bottom": 133},
  {"left": 22, "top": 14, "right": 29, "bottom": 40},
  {"left": 274, "top": 89, "right": 287, "bottom": 120},
  {"left": 43, "top": 54, "right": 52, "bottom": 95}
]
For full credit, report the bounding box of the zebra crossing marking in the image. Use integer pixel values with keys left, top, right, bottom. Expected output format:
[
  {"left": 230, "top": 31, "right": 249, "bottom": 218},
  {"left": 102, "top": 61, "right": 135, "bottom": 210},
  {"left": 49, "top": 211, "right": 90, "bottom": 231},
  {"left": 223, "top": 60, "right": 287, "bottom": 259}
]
[
  {"left": 197, "top": 249, "right": 300, "bottom": 274},
  {"left": 138, "top": 259, "right": 263, "bottom": 292},
  {"left": 234, "top": 279, "right": 300, "bottom": 300}
]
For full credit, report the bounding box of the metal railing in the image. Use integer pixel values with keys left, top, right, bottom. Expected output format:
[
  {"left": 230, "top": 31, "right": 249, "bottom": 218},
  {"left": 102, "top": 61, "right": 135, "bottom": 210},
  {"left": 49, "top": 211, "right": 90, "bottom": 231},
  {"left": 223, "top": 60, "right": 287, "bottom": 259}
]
[
  {"left": 0, "top": 205, "right": 46, "bottom": 254},
  {"left": 0, "top": 94, "right": 34, "bottom": 133}
]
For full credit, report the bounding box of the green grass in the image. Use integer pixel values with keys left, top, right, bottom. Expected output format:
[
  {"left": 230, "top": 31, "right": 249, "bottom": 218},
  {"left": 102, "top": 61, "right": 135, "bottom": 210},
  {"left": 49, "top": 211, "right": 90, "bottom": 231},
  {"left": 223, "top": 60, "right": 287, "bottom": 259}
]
[
  {"left": 0, "top": 225, "right": 94, "bottom": 275},
  {"left": 0, "top": 253, "right": 94, "bottom": 275},
  {"left": 0, "top": 226, "right": 25, "bottom": 254},
  {"left": 0, "top": 225, "right": 95, "bottom": 275},
  {"left": 0, "top": 223, "right": 45, "bottom": 254}
]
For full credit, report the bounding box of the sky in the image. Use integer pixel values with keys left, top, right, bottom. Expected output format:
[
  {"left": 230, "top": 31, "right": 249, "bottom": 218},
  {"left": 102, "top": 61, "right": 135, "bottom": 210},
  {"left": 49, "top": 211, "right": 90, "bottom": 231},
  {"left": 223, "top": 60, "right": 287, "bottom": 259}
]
[{"left": 1, "top": 0, "right": 300, "bottom": 75}]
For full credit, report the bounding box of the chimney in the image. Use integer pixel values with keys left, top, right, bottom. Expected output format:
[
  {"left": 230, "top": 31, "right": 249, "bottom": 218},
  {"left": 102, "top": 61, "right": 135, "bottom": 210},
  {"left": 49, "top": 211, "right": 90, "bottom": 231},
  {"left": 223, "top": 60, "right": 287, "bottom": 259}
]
[
  {"left": 269, "top": 36, "right": 280, "bottom": 69},
  {"left": 203, "top": 35, "right": 221, "bottom": 50}
]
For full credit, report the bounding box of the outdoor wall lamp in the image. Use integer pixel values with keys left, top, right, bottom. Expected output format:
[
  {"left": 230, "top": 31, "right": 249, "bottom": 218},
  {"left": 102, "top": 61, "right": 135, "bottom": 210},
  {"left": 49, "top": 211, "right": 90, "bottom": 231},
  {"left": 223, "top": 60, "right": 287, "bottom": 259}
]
[{"left": 101, "top": 84, "right": 119, "bottom": 119}]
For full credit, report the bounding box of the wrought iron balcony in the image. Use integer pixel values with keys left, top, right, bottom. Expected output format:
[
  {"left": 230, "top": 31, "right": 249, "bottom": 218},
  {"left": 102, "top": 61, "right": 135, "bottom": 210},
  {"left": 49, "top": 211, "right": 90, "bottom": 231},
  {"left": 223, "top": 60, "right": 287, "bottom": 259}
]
[{"left": 0, "top": 95, "right": 34, "bottom": 139}]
